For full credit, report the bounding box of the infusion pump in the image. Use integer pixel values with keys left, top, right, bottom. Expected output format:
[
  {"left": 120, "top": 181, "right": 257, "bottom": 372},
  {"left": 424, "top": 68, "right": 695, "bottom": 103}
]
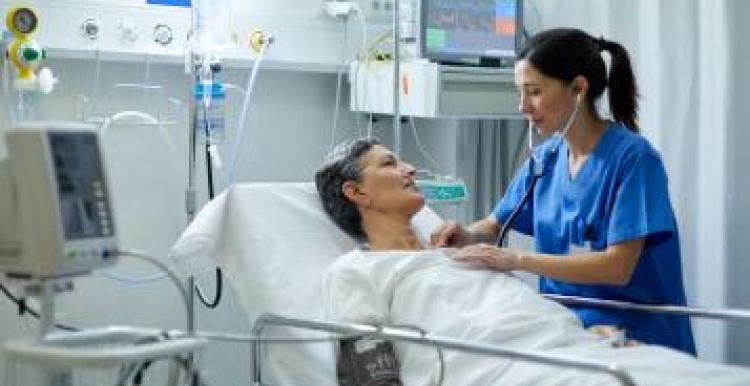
[{"left": 0, "top": 122, "right": 118, "bottom": 279}]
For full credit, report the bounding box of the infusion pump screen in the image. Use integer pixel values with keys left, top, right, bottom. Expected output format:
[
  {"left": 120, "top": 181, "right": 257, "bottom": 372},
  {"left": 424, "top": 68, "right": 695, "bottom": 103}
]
[{"left": 49, "top": 132, "right": 114, "bottom": 240}]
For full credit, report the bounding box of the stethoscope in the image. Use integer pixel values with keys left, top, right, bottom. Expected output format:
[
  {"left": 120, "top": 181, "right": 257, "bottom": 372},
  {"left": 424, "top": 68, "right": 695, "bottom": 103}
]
[{"left": 495, "top": 92, "right": 582, "bottom": 247}]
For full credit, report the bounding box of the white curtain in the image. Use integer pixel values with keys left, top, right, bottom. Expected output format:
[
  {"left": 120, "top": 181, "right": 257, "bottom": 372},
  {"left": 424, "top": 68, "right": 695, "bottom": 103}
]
[{"left": 531, "top": 0, "right": 745, "bottom": 363}]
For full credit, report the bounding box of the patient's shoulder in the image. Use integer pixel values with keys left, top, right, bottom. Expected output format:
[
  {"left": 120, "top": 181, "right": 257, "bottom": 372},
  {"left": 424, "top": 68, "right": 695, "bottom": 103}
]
[{"left": 325, "top": 249, "right": 369, "bottom": 280}]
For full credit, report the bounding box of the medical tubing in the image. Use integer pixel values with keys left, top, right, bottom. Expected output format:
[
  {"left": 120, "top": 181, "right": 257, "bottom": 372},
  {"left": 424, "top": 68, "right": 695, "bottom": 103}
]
[
  {"left": 93, "top": 49, "right": 102, "bottom": 119},
  {"left": 409, "top": 114, "right": 445, "bottom": 172},
  {"left": 98, "top": 271, "right": 168, "bottom": 284},
  {"left": 0, "top": 281, "right": 78, "bottom": 331},
  {"left": 331, "top": 68, "right": 343, "bottom": 151},
  {"left": 144, "top": 52, "right": 151, "bottom": 84},
  {"left": 115, "top": 361, "right": 141, "bottom": 386},
  {"left": 351, "top": 2, "right": 368, "bottom": 56},
  {"left": 206, "top": 143, "right": 214, "bottom": 198},
  {"left": 2, "top": 55, "right": 17, "bottom": 124},
  {"left": 196, "top": 100, "right": 223, "bottom": 309},
  {"left": 204, "top": 106, "right": 215, "bottom": 200},
  {"left": 226, "top": 40, "right": 270, "bottom": 185},
  {"left": 116, "top": 250, "right": 191, "bottom": 332},
  {"left": 496, "top": 173, "right": 541, "bottom": 247},
  {"left": 119, "top": 355, "right": 207, "bottom": 386},
  {"left": 351, "top": 3, "right": 372, "bottom": 138},
  {"left": 330, "top": 22, "right": 348, "bottom": 153},
  {"left": 194, "top": 267, "right": 223, "bottom": 309},
  {"left": 100, "top": 110, "right": 158, "bottom": 137}
]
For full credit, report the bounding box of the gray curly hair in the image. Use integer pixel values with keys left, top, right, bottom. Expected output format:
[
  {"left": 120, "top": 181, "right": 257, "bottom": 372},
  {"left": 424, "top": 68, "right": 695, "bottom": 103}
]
[{"left": 314, "top": 138, "right": 381, "bottom": 240}]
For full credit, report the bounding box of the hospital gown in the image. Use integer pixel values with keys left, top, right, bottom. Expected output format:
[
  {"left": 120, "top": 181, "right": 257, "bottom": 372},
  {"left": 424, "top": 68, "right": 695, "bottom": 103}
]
[{"left": 322, "top": 249, "right": 750, "bottom": 385}]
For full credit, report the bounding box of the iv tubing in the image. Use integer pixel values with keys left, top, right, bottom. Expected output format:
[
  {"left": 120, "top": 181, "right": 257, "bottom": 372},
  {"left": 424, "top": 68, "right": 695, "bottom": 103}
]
[
  {"left": 2, "top": 53, "right": 17, "bottom": 124},
  {"left": 225, "top": 40, "right": 270, "bottom": 184}
]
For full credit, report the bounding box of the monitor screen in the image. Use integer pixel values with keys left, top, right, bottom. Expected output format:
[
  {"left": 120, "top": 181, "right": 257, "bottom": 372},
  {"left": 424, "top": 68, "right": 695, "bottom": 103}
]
[
  {"left": 421, "top": 0, "right": 521, "bottom": 67},
  {"left": 49, "top": 132, "right": 114, "bottom": 240}
]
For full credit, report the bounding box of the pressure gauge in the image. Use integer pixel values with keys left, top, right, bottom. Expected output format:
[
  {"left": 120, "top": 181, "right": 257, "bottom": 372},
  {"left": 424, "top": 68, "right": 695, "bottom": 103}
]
[
  {"left": 153, "top": 23, "right": 173, "bottom": 46},
  {"left": 7, "top": 7, "right": 38, "bottom": 36}
]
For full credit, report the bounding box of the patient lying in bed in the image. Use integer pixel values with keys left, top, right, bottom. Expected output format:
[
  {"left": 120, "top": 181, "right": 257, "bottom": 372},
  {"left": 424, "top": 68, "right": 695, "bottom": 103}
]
[{"left": 315, "top": 139, "right": 750, "bottom": 385}]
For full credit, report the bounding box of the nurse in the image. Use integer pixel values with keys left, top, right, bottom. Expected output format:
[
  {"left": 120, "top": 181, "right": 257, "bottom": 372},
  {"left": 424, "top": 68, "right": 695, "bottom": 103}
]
[{"left": 431, "top": 28, "right": 696, "bottom": 355}]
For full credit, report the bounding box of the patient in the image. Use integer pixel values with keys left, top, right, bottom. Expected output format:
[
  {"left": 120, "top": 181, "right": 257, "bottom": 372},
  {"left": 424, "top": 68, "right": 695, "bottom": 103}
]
[{"left": 315, "top": 139, "right": 750, "bottom": 386}]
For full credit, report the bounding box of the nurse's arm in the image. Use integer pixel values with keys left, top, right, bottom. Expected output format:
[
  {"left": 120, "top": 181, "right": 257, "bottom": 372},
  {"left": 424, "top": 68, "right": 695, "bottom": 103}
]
[
  {"left": 466, "top": 216, "right": 502, "bottom": 243},
  {"left": 516, "top": 238, "right": 645, "bottom": 286},
  {"left": 431, "top": 216, "right": 500, "bottom": 247}
]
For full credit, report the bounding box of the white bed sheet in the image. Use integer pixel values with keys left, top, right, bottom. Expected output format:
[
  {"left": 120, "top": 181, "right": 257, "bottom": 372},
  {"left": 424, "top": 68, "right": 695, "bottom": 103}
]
[
  {"left": 170, "top": 182, "right": 750, "bottom": 385},
  {"left": 169, "top": 183, "right": 440, "bottom": 385},
  {"left": 324, "top": 248, "right": 750, "bottom": 385}
]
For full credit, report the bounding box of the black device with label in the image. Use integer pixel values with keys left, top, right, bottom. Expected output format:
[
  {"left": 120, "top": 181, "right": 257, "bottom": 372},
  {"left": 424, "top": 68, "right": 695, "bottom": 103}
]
[{"left": 336, "top": 337, "right": 403, "bottom": 386}]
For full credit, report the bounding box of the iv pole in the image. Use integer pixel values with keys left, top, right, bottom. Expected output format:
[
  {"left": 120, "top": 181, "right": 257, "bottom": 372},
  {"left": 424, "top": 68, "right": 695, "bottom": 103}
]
[{"left": 393, "top": 0, "right": 402, "bottom": 155}]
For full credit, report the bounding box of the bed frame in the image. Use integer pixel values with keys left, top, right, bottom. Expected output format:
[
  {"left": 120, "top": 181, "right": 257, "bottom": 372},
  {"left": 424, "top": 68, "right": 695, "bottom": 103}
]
[
  {"left": 238, "top": 296, "right": 750, "bottom": 386},
  {"left": 250, "top": 313, "right": 637, "bottom": 386}
]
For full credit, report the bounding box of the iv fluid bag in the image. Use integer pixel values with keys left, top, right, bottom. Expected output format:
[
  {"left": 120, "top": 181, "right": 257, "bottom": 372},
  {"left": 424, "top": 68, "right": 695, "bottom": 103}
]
[
  {"left": 194, "top": 82, "right": 226, "bottom": 144},
  {"left": 192, "top": 0, "right": 233, "bottom": 52}
]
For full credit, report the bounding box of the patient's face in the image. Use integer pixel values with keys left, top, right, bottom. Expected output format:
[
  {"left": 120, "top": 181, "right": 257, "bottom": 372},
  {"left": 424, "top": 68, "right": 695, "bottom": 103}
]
[{"left": 356, "top": 145, "right": 424, "bottom": 215}]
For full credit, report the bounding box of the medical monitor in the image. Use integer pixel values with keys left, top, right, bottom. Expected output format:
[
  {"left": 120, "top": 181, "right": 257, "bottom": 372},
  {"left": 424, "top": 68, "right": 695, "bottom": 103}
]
[
  {"left": 0, "top": 122, "right": 117, "bottom": 279},
  {"left": 421, "top": 0, "right": 522, "bottom": 67}
]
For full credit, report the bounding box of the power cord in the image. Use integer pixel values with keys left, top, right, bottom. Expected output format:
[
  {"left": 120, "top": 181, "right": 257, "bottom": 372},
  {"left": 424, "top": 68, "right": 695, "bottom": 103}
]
[
  {"left": 194, "top": 267, "right": 222, "bottom": 309},
  {"left": 195, "top": 105, "right": 223, "bottom": 310},
  {"left": 116, "top": 250, "right": 191, "bottom": 329},
  {"left": 0, "top": 280, "right": 78, "bottom": 332}
]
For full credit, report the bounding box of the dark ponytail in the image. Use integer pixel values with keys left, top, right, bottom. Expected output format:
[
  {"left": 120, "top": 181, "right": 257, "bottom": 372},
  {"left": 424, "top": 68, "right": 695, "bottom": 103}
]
[
  {"left": 518, "top": 28, "right": 640, "bottom": 132},
  {"left": 600, "top": 40, "right": 639, "bottom": 131}
]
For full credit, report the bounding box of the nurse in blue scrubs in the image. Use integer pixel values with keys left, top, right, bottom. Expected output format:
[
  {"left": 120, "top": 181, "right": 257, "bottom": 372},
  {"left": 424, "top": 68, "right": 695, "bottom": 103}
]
[{"left": 431, "top": 28, "right": 696, "bottom": 355}]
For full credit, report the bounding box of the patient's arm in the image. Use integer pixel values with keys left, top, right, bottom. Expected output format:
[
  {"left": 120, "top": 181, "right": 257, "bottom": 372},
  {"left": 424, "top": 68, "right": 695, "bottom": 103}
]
[{"left": 322, "top": 251, "right": 389, "bottom": 324}]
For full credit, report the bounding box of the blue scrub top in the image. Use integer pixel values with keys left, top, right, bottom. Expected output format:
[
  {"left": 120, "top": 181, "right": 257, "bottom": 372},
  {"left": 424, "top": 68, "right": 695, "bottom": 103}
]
[{"left": 493, "top": 122, "right": 695, "bottom": 354}]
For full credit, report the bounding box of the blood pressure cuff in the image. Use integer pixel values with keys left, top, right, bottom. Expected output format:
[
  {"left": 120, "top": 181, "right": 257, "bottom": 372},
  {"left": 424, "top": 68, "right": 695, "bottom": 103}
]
[{"left": 336, "top": 337, "right": 403, "bottom": 386}]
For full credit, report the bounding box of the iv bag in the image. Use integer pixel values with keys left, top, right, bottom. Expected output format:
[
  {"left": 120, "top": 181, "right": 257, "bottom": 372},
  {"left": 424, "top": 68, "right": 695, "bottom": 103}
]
[{"left": 191, "top": 0, "right": 233, "bottom": 53}]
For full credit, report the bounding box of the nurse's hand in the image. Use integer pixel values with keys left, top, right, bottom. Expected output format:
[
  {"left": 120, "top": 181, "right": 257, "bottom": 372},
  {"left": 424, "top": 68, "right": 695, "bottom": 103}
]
[
  {"left": 452, "top": 244, "right": 522, "bottom": 272},
  {"left": 430, "top": 221, "right": 472, "bottom": 248}
]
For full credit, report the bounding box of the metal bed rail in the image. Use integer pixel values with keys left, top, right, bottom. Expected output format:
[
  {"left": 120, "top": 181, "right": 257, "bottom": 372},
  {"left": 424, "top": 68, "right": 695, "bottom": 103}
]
[
  {"left": 543, "top": 294, "right": 750, "bottom": 322},
  {"left": 251, "top": 313, "right": 637, "bottom": 386}
]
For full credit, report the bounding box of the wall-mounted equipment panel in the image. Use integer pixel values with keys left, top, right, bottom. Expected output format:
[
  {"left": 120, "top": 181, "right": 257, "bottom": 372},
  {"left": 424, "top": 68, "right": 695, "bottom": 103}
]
[{"left": 350, "top": 60, "right": 521, "bottom": 118}]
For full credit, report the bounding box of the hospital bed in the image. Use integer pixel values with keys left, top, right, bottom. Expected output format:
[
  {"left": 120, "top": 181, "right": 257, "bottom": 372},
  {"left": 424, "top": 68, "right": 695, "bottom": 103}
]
[{"left": 170, "top": 182, "right": 750, "bottom": 385}]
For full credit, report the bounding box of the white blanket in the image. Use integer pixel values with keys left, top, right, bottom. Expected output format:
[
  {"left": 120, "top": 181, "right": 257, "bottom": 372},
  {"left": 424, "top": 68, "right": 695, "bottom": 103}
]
[
  {"left": 170, "top": 183, "right": 440, "bottom": 385},
  {"left": 323, "top": 249, "right": 750, "bottom": 386}
]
